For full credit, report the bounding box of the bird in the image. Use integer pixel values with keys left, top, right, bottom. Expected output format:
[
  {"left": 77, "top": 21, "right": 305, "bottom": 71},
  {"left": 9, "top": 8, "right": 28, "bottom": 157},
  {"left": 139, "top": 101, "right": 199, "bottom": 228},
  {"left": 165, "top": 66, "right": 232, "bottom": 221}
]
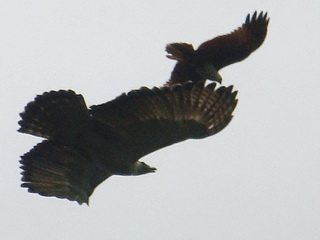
[
  {"left": 165, "top": 11, "right": 269, "bottom": 86},
  {"left": 18, "top": 81, "right": 238, "bottom": 205}
]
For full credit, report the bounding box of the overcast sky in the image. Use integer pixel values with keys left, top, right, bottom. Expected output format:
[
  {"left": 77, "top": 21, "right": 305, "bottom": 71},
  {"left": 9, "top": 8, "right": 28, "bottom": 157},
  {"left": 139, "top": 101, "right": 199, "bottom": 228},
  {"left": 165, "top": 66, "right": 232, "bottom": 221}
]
[{"left": 1, "top": 1, "right": 320, "bottom": 239}]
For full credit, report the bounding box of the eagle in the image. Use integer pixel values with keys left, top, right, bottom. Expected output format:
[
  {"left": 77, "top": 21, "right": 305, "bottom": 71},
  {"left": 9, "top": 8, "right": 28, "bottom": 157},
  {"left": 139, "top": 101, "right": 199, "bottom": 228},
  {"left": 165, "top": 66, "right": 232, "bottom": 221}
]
[
  {"left": 19, "top": 81, "right": 237, "bottom": 205},
  {"left": 165, "top": 11, "right": 269, "bottom": 86}
]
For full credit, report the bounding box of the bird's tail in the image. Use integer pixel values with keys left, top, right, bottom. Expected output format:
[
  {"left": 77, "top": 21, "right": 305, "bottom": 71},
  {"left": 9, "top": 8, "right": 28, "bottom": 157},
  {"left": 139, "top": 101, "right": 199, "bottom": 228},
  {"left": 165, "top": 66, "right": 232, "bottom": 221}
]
[
  {"left": 20, "top": 140, "right": 111, "bottom": 205},
  {"left": 18, "top": 90, "right": 91, "bottom": 141}
]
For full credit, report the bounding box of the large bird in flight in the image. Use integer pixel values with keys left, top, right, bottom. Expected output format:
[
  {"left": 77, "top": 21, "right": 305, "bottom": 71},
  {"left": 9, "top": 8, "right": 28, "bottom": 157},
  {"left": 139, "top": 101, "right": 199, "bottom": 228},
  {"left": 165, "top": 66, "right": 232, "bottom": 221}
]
[
  {"left": 19, "top": 81, "right": 238, "bottom": 205},
  {"left": 165, "top": 11, "right": 269, "bottom": 86}
]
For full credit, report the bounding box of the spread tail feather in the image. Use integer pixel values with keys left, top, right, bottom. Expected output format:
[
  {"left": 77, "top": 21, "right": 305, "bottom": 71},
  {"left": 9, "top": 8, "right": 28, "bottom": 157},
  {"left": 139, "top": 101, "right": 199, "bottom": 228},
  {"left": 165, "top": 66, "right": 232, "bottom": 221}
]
[
  {"left": 20, "top": 140, "right": 111, "bottom": 205},
  {"left": 18, "top": 90, "right": 91, "bottom": 141}
]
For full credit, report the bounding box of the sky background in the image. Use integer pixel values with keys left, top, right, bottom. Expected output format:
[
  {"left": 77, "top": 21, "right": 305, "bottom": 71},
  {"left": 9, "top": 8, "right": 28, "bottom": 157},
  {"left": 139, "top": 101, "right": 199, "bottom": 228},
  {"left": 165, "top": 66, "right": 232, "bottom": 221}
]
[{"left": 1, "top": 1, "right": 320, "bottom": 239}]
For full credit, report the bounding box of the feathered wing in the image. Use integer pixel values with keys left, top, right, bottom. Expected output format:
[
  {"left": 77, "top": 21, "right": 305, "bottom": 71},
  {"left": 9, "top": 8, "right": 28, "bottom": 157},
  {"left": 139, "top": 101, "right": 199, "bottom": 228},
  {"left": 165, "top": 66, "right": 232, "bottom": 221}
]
[
  {"left": 20, "top": 141, "right": 112, "bottom": 205},
  {"left": 90, "top": 81, "right": 238, "bottom": 161},
  {"left": 18, "top": 90, "right": 111, "bottom": 205},
  {"left": 18, "top": 90, "right": 92, "bottom": 142},
  {"left": 19, "top": 82, "right": 237, "bottom": 204},
  {"left": 196, "top": 11, "right": 269, "bottom": 70}
]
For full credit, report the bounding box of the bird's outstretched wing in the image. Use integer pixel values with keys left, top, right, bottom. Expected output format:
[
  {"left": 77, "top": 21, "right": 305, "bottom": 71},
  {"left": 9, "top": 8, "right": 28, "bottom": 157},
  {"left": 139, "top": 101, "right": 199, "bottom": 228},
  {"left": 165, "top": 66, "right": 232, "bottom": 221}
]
[
  {"left": 91, "top": 81, "right": 238, "bottom": 161},
  {"left": 19, "top": 81, "right": 237, "bottom": 204},
  {"left": 18, "top": 90, "right": 110, "bottom": 205},
  {"left": 196, "top": 11, "right": 269, "bottom": 70},
  {"left": 18, "top": 90, "right": 91, "bottom": 141},
  {"left": 20, "top": 140, "right": 112, "bottom": 205}
]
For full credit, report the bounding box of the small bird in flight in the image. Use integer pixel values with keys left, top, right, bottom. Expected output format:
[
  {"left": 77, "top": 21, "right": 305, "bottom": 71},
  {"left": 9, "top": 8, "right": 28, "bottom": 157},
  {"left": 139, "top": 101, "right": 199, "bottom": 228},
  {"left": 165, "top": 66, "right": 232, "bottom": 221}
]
[{"left": 165, "top": 11, "right": 269, "bottom": 86}]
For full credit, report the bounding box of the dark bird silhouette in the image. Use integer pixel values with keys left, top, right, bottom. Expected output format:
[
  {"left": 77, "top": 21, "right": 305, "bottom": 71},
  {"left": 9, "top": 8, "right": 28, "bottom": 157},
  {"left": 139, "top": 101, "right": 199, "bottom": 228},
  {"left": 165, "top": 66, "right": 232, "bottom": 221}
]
[
  {"left": 165, "top": 11, "right": 269, "bottom": 86},
  {"left": 19, "top": 81, "right": 237, "bottom": 205}
]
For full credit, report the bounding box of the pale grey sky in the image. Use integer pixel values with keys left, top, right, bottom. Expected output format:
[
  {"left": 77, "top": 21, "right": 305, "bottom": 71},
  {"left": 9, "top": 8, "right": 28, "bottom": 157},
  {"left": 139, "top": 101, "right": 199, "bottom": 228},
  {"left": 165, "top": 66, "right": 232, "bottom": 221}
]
[{"left": 1, "top": 1, "right": 320, "bottom": 239}]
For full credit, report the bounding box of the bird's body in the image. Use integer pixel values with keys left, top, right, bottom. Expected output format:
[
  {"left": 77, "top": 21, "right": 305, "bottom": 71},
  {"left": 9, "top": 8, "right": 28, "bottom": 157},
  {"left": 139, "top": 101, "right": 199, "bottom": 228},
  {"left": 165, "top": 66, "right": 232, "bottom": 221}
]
[
  {"left": 19, "top": 81, "right": 238, "bottom": 204},
  {"left": 165, "top": 11, "right": 269, "bottom": 86}
]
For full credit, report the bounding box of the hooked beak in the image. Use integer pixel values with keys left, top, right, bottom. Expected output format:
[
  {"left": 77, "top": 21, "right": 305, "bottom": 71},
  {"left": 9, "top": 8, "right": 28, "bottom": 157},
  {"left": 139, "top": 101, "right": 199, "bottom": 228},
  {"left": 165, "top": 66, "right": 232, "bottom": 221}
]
[{"left": 150, "top": 167, "right": 157, "bottom": 172}]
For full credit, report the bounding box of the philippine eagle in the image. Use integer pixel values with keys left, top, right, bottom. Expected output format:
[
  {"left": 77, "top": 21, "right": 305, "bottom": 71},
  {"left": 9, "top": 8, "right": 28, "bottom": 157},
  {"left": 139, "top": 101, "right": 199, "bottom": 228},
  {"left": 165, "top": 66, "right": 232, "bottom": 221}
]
[{"left": 19, "top": 81, "right": 237, "bottom": 205}]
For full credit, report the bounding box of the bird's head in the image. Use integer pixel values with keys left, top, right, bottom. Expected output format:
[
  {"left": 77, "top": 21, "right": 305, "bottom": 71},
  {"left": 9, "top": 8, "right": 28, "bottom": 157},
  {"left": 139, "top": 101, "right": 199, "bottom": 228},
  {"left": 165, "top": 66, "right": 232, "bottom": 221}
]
[
  {"left": 196, "top": 63, "right": 222, "bottom": 83},
  {"left": 132, "top": 162, "right": 157, "bottom": 175}
]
